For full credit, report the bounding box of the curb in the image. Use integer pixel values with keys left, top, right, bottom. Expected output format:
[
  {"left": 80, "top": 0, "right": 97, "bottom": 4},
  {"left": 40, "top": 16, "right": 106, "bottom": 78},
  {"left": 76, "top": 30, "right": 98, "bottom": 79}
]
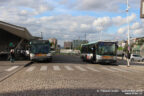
[{"left": 0, "top": 61, "right": 33, "bottom": 82}]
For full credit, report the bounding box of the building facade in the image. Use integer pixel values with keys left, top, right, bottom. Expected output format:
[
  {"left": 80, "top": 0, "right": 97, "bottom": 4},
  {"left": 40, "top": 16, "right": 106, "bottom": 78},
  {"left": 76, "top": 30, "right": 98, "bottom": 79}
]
[
  {"left": 48, "top": 38, "right": 57, "bottom": 50},
  {"left": 72, "top": 40, "right": 88, "bottom": 49},
  {"left": 64, "top": 42, "right": 72, "bottom": 49}
]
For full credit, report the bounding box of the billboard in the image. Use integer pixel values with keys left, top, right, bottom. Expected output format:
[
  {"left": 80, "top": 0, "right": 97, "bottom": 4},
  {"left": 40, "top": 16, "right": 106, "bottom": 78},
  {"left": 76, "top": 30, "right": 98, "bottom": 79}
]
[{"left": 140, "top": 0, "right": 144, "bottom": 18}]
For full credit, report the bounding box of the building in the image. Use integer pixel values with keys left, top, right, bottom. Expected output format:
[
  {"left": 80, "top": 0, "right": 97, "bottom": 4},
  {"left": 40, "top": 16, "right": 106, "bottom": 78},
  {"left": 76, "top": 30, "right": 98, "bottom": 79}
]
[
  {"left": 131, "top": 37, "right": 144, "bottom": 57},
  {"left": 118, "top": 40, "right": 126, "bottom": 48},
  {"left": 0, "top": 21, "right": 34, "bottom": 52},
  {"left": 48, "top": 38, "right": 57, "bottom": 50},
  {"left": 0, "top": 21, "right": 36, "bottom": 60},
  {"left": 72, "top": 40, "right": 88, "bottom": 49},
  {"left": 64, "top": 42, "right": 72, "bottom": 49}
]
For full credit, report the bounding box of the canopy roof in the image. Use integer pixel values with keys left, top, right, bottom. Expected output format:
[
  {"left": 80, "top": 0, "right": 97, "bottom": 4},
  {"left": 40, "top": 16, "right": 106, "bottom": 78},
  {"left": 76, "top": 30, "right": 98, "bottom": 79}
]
[{"left": 0, "top": 21, "right": 34, "bottom": 40}]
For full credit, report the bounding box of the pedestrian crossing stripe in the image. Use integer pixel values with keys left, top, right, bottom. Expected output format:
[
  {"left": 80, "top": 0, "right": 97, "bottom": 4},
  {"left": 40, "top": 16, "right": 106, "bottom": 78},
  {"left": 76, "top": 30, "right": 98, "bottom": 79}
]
[
  {"left": 86, "top": 67, "right": 100, "bottom": 72},
  {"left": 26, "top": 66, "right": 35, "bottom": 72},
  {"left": 64, "top": 66, "right": 74, "bottom": 71},
  {"left": 102, "top": 67, "right": 116, "bottom": 72},
  {"left": 40, "top": 66, "right": 47, "bottom": 71},
  {"left": 75, "top": 66, "right": 87, "bottom": 71},
  {"left": 110, "top": 67, "right": 129, "bottom": 72},
  {"left": 53, "top": 66, "right": 61, "bottom": 71},
  {"left": 6, "top": 66, "right": 19, "bottom": 71},
  {"left": 119, "top": 66, "right": 139, "bottom": 73}
]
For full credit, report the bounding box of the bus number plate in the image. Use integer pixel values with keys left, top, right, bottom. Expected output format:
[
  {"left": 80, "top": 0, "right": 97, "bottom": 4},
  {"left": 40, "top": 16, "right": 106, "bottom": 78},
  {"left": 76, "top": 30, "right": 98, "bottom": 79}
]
[
  {"left": 36, "top": 54, "right": 46, "bottom": 56},
  {"left": 102, "top": 56, "right": 112, "bottom": 59}
]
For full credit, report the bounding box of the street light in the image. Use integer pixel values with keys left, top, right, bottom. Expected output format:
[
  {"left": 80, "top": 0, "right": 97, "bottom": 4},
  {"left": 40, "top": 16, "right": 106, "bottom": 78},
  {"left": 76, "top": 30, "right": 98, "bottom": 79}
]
[{"left": 126, "top": 0, "right": 130, "bottom": 67}]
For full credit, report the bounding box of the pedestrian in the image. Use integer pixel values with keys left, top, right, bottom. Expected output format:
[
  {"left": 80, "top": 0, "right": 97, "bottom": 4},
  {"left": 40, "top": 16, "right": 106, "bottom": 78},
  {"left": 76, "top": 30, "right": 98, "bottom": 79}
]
[
  {"left": 127, "top": 52, "right": 131, "bottom": 67},
  {"left": 10, "top": 49, "right": 15, "bottom": 63},
  {"left": 122, "top": 52, "right": 124, "bottom": 60}
]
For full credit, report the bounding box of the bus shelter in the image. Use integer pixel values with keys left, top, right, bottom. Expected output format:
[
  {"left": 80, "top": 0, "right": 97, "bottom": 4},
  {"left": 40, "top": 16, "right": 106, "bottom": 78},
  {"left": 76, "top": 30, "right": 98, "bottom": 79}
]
[{"left": 0, "top": 21, "right": 34, "bottom": 60}]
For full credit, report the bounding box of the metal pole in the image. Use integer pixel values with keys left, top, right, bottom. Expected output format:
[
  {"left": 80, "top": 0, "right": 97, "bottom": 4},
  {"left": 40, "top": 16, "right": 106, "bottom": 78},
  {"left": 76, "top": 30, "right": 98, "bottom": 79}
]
[
  {"left": 126, "top": 0, "right": 130, "bottom": 67},
  {"left": 85, "top": 32, "right": 86, "bottom": 41},
  {"left": 41, "top": 32, "right": 43, "bottom": 40}
]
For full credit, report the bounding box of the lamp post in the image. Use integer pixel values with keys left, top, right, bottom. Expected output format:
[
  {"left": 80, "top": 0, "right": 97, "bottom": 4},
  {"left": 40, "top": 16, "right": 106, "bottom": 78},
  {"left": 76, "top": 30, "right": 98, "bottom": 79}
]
[{"left": 126, "top": 0, "right": 130, "bottom": 67}]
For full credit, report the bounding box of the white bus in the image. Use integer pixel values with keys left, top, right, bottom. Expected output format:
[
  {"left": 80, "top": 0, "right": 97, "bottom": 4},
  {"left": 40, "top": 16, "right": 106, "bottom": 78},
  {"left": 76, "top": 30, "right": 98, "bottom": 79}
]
[{"left": 81, "top": 41, "right": 118, "bottom": 64}]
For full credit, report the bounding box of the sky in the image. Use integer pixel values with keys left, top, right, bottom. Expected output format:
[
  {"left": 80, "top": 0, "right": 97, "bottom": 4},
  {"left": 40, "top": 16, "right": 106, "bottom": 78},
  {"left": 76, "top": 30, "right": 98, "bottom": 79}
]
[{"left": 0, "top": 0, "right": 143, "bottom": 46}]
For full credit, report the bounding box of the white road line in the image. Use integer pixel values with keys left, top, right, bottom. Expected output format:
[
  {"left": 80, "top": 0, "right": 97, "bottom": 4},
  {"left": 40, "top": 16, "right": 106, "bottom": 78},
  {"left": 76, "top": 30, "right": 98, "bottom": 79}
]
[
  {"left": 102, "top": 67, "right": 116, "bottom": 72},
  {"left": 119, "top": 66, "right": 139, "bottom": 73},
  {"left": 6, "top": 66, "right": 19, "bottom": 72},
  {"left": 75, "top": 66, "right": 87, "bottom": 71},
  {"left": 64, "top": 66, "right": 74, "bottom": 71},
  {"left": 53, "top": 66, "right": 61, "bottom": 71},
  {"left": 86, "top": 67, "right": 100, "bottom": 72},
  {"left": 110, "top": 67, "right": 128, "bottom": 72},
  {"left": 26, "top": 66, "right": 36, "bottom": 72},
  {"left": 40, "top": 66, "right": 47, "bottom": 71}
]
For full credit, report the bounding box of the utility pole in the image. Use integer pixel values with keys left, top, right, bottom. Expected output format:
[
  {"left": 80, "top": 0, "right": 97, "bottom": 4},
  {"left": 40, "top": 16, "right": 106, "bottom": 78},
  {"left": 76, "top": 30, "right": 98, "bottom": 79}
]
[
  {"left": 126, "top": 0, "right": 130, "bottom": 67},
  {"left": 85, "top": 32, "right": 86, "bottom": 41},
  {"left": 41, "top": 32, "right": 43, "bottom": 40}
]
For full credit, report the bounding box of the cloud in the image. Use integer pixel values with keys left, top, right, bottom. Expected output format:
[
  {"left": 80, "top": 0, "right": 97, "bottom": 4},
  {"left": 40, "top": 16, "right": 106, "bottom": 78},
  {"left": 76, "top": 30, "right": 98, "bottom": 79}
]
[
  {"left": 61, "top": 0, "right": 140, "bottom": 12},
  {"left": 131, "top": 22, "right": 141, "bottom": 29},
  {"left": 0, "top": 0, "right": 140, "bottom": 46},
  {"left": 0, "top": 0, "right": 55, "bottom": 14},
  {"left": 0, "top": 12, "right": 137, "bottom": 45},
  {"left": 118, "top": 27, "right": 127, "bottom": 34}
]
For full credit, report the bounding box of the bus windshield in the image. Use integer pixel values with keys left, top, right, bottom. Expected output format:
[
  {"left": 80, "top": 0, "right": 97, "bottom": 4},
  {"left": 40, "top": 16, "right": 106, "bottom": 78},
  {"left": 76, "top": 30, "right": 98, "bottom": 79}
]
[
  {"left": 30, "top": 44, "right": 50, "bottom": 54},
  {"left": 97, "top": 42, "right": 116, "bottom": 56}
]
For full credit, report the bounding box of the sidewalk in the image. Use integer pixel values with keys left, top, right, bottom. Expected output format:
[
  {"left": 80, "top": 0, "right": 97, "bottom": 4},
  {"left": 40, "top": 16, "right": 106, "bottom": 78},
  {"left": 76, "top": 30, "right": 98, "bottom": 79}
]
[
  {"left": 0, "top": 61, "right": 31, "bottom": 66},
  {"left": 0, "top": 61, "right": 32, "bottom": 82}
]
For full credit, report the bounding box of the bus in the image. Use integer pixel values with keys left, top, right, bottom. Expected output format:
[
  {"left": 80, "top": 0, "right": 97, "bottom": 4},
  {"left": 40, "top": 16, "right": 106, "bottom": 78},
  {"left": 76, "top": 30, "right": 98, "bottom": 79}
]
[
  {"left": 81, "top": 41, "right": 118, "bottom": 64},
  {"left": 29, "top": 40, "right": 52, "bottom": 62}
]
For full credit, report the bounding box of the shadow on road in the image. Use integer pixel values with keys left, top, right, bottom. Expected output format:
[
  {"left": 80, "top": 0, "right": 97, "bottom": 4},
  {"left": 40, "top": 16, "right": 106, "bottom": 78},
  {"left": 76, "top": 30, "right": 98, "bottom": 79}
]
[
  {"left": 49, "top": 55, "right": 86, "bottom": 64},
  {"left": 0, "top": 88, "right": 142, "bottom": 96}
]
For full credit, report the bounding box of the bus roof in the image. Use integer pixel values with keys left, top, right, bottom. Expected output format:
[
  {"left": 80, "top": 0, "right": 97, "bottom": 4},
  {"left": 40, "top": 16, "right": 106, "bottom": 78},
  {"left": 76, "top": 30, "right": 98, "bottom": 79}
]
[
  {"left": 30, "top": 40, "right": 50, "bottom": 45},
  {"left": 81, "top": 40, "right": 117, "bottom": 46}
]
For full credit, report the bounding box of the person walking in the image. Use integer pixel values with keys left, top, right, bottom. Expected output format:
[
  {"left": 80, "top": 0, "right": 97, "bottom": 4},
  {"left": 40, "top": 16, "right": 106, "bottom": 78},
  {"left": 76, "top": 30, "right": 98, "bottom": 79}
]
[
  {"left": 122, "top": 52, "right": 124, "bottom": 60},
  {"left": 10, "top": 49, "right": 15, "bottom": 63}
]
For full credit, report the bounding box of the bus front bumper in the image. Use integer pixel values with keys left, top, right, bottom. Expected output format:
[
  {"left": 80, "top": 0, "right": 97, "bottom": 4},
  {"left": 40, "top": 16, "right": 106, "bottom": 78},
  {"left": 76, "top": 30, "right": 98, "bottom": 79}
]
[
  {"left": 97, "top": 59, "right": 117, "bottom": 63},
  {"left": 31, "top": 56, "right": 52, "bottom": 61}
]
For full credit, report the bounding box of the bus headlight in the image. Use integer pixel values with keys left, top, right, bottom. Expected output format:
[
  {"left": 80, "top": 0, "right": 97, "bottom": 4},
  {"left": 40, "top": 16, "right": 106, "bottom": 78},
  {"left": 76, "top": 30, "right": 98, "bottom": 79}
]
[
  {"left": 47, "top": 53, "right": 51, "bottom": 56},
  {"left": 97, "top": 55, "right": 102, "bottom": 59},
  {"left": 30, "top": 53, "right": 35, "bottom": 59}
]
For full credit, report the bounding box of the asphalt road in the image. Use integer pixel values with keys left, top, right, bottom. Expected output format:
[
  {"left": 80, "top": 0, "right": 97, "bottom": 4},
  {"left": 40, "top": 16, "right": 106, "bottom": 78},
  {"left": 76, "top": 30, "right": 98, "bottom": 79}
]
[{"left": 0, "top": 55, "right": 143, "bottom": 96}]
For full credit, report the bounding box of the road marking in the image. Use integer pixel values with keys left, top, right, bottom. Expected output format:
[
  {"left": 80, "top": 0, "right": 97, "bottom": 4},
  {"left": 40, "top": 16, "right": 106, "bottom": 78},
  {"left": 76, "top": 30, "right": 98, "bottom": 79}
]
[
  {"left": 86, "top": 67, "right": 100, "bottom": 72},
  {"left": 119, "top": 66, "right": 139, "bottom": 73},
  {"left": 110, "top": 67, "right": 128, "bottom": 72},
  {"left": 102, "top": 67, "right": 116, "bottom": 72},
  {"left": 64, "top": 66, "right": 74, "bottom": 71},
  {"left": 6, "top": 66, "right": 19, "bottom": 72},
  {"left": 75, "top": 66, "right": 87, "bottom": 71},
  {"left": 40, "top": 66, "right": 47, "bottom": 71},
  {"left": 53, "top": 66, "right": 61, "bottom": 71},
  {"left": 26, "top": 66, "right": 35, "bottom": 72}
]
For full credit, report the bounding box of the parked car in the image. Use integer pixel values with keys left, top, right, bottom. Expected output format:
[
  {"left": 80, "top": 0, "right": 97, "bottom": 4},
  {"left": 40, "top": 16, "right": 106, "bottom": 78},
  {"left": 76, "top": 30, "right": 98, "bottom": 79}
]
[{"left": 130, "top": 54, "right": 144, "bottom": 62}]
